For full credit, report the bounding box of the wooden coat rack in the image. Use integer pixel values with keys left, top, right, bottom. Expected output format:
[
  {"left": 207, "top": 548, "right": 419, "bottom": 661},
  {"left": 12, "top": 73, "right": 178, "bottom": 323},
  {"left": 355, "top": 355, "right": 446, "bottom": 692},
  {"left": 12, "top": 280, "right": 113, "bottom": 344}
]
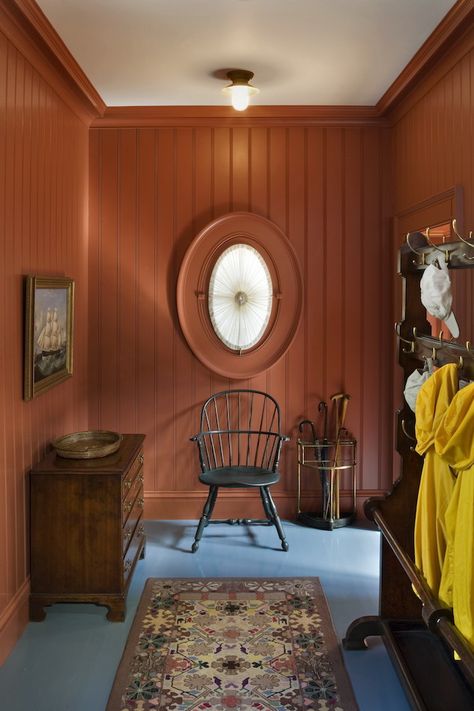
[{"left": 344, "top": 225, "right": 474, "bottom": 711}]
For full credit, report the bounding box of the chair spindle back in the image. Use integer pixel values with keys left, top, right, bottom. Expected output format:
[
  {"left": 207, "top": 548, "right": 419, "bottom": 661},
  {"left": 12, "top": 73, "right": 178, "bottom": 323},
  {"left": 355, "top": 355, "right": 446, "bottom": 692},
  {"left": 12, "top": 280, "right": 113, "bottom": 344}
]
[{"left": 199, "top": 390, "right": 282, "bottom": 472}]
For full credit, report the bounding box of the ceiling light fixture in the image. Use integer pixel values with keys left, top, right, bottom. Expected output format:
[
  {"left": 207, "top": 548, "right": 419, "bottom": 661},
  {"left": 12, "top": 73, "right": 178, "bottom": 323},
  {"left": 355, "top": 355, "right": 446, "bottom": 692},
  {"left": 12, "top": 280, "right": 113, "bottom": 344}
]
[{"left": 222, "top": 69, "right": 259, "bottom": 111}]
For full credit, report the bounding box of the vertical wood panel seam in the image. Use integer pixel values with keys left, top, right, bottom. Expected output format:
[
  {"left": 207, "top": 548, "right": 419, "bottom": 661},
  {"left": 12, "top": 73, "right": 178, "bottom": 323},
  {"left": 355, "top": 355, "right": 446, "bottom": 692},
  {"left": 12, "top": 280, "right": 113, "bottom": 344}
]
[
  {"left": 10, "top": 45, "right": 17, "bottom": 596},
  {"left": 191, "top": 128, "right": 196, "bottom": 438},
  {"left": 229, "top": 127, "right": 234, "bottom": 211},
  {"left": 116, "top": 133, "right": 120, "bottom": 428},
  {"left": 303, "top": 128, "right": 308, "bottom": 416},
  {"left": 135, "top": 128, "right": 139, "bottom": 433},
  {"left": 211, "top": 128, "right": 215, "bottom": 221},
  {"left": 153, "top": 129, "right": 158, "bottom": 490},
  {"left": 377, "top": 129, "right": 384, "bottom": 490},
  {"left": 97, "top": 130, "right": 103, "bottom": 425},
  {"left": 19, "top": 57, "right": 27, "bottom": 584},
  {"left": 359, "top": 130, "right": 365, "bottom": 486},
  {"left": 0, "top": 36, "right": 8, "bottom": 605},
  {"left": 14, "top": 44, "right": 21, "bottom": 588},
  {"left": 322, "top": 129, "right": 327, "bottom": 398},
  {"left": 247, "top": 126, "right": 252, "bottom": 211},
  {"left": 341, "top": 130, "right": 346, "bottom": 388},
  {"left": 265, "top": 127, "right": 270, "bottom": 396},
  {"left": 284, "top": 127, "right": 289, "bottom": 434},
  {"left": 172, "top": 128, "right": 177, "bottom": 490}
]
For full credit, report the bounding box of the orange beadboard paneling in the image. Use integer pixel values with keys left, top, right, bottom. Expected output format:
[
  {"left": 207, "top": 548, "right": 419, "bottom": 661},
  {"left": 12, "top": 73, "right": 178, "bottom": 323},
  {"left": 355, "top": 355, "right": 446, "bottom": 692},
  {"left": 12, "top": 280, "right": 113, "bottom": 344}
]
[
  {"left": 0, "top": 27, "right": 89, "bottom": 662},
  {"left": 391, "top": 26, "right": 474, "bottom": 226},
  {"left": 89, "top": 124, "right": 393, "bottom": 513}
]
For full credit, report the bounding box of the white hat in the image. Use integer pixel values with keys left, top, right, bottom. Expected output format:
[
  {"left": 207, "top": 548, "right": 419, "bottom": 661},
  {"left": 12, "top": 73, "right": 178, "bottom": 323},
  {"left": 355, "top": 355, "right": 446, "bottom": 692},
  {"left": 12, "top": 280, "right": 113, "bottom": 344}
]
[{"left": 420, "top": 260, "right": 459, "bottom": 338}]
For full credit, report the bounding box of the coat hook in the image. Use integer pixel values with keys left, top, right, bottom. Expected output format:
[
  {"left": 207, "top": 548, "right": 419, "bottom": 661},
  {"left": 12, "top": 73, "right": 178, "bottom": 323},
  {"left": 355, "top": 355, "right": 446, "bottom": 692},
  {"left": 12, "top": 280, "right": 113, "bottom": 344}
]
[
  {"left": 406, "top": 233, "right": 426, "bottom": 265},
  {"left": 401, "top": 419, "right": 416, "bottom": 442},
  {"left": 452, "top": 219, "right": 474, "bottom": 261},
  {"left": 466, "top": 341, "right": 473, "bottom": 355},
  {"left": 458, "top": 356, "right": 464, "bottom": 370},
  {"left": 395, "top": 322, "right": 416, "bottom": 353},
  {"left": 425, "top": 226, "right": 450, "bottom": 263}
]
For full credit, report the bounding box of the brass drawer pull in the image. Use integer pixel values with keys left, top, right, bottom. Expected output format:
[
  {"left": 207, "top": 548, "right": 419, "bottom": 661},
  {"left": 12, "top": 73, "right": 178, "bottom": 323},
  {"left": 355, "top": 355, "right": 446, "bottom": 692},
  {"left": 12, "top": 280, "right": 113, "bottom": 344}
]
[
  {"left": 137, "top": 497, "right": 145, "bottom": 509},
  {"left": 123, "top": 479, "right": 132, "bottom": 491},
  {"left": 139, "top": 454, "right": 144, "bottom": 465},
  {"left": 124, "top": 559, "right": 132, "bottom": 574},
  {"left": 123, "top": 501, "right": 133, "bottom": 515},
  {"left": 138, "top": 474, "right": 144, "bottom": 485},
  {"left": 138, "top": 523, "right": 145, "bottom": 537},
  {"left": 123, "top": 528, "right": 132, "bottom": 542}
]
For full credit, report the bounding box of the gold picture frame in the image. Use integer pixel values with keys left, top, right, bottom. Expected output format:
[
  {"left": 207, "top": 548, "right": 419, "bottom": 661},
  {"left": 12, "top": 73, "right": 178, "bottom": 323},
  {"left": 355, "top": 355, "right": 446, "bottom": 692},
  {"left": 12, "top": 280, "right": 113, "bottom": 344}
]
[{"left": 24, "top": 275, "right": 74, "bottom": 401}]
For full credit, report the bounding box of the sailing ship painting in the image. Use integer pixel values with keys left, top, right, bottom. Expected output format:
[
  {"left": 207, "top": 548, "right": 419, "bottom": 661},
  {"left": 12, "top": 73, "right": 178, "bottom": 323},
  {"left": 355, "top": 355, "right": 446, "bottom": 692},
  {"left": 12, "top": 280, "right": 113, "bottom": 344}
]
[
  {"left": 35, "top": 300, "right": 67, "bottom": 378},
  {"left": 24, "top": 276, "right": 74, "bottom": 400}
]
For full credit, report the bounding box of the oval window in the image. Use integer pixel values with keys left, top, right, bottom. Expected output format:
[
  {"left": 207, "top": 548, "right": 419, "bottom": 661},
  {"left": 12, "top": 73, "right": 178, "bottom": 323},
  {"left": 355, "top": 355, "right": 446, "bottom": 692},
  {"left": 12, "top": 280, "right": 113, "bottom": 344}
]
[{"left": 208, "top": 243, "right": 273, "bottom": 350}]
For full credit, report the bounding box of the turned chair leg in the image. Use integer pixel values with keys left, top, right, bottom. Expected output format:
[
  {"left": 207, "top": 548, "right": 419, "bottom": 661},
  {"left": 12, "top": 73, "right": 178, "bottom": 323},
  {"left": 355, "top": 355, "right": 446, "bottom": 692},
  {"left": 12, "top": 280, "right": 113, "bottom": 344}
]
[
  {"left": 204, "top": 486, "right": 218, "bottom": 526},
  {"left": 259, "top": 486, "right": 273, "bottom": 521},
  {"left": 192, "top": 485, "right": 218, "bottom": 552},
  {"left": 262, "top": 486, "right": 289, "bottom": 551}
]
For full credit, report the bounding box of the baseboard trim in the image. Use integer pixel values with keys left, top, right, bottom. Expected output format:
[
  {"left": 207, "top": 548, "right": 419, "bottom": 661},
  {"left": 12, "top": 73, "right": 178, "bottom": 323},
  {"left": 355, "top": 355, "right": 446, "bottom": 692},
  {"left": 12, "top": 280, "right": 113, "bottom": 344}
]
[
  {"left": 143, "top": 490, "right": 382, "bottom": 520},
  {"left": 0, "top": 578, "right": 30, "bottom": 666}
]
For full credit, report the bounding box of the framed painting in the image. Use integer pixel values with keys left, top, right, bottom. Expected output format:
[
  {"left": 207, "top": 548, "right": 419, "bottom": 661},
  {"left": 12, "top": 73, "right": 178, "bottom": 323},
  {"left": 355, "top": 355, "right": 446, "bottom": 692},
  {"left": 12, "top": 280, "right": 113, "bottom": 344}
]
[{"left": 24, "top": 275, "right": 74, "bottom": 401}]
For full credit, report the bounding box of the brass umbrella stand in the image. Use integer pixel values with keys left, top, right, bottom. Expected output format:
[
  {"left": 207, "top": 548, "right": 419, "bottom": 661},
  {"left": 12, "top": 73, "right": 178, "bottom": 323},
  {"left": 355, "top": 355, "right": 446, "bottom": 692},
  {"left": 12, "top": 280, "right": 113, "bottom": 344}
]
[{"left": 296, "top": 435, "right": 357, "bottom": 530}]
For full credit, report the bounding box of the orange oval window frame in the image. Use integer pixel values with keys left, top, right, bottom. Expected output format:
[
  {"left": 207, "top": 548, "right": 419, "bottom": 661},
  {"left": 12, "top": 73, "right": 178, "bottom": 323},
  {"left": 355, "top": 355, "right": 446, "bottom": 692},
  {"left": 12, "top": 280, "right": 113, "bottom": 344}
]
[{"left": 177, "top": 212, "right": 303, "bottom": 379}]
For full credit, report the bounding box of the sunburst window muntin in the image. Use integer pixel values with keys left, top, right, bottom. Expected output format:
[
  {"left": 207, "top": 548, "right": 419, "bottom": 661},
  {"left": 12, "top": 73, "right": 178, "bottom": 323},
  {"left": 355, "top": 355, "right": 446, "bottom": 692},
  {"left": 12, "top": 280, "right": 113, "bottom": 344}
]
[{"left": 208, "top": 243, "right": 273, "bottom": 351}]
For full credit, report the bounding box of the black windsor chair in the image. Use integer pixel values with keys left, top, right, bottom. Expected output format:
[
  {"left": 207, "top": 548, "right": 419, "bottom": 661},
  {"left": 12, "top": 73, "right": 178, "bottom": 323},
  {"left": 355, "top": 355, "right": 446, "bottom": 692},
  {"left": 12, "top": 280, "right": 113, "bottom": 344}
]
[{"left": 190, "top": 389, "right": 289, "bottom": 552}]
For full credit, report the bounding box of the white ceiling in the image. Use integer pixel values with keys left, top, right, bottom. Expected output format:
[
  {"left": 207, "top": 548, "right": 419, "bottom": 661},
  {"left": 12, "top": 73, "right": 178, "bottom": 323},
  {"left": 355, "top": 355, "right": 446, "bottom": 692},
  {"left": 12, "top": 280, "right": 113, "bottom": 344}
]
[{"left": 37, "top": 0, "right": 457, "bottom": 107}]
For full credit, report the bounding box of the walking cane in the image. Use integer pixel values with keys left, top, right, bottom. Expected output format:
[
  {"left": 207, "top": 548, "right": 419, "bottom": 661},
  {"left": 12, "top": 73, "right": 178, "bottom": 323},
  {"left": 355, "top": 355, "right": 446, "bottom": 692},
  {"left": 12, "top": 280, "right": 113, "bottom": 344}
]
[
  {"left": 318, "top": 401, "right": 330, "bottom": 519},
  {"left": 330, "top": 393, "right": 351, "bottom": 519}
]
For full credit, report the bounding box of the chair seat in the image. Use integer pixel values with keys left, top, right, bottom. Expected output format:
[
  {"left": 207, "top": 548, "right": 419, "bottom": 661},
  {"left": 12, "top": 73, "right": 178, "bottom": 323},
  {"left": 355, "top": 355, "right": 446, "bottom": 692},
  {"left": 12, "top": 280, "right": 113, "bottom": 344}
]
[{"left": 199, "top": 466, "right": 280, "bottom": 487}]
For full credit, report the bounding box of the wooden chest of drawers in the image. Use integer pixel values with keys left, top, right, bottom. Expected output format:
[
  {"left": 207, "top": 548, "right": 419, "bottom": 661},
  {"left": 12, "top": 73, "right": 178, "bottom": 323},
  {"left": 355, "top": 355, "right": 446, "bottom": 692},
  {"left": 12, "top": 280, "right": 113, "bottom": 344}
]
[{"left": 30, "top": 434, "right": 146, "bottom": 622}]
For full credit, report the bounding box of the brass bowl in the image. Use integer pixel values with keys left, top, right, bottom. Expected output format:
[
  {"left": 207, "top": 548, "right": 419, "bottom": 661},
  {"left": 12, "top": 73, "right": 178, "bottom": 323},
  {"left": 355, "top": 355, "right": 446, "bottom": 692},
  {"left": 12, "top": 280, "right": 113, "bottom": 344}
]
[{"left": 53, "top": 430, "right": 122, "bottom": 459}]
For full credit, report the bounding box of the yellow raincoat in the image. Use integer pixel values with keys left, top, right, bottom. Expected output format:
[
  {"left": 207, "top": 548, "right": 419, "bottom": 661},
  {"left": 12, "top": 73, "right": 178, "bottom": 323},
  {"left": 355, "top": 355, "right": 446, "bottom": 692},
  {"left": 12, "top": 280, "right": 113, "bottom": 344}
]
[
  {"left": 414, "top": 363, "right": 458, "bottom": 598},
  {"left": 436, "top": 382, "right": 474, "bottom": 649}
]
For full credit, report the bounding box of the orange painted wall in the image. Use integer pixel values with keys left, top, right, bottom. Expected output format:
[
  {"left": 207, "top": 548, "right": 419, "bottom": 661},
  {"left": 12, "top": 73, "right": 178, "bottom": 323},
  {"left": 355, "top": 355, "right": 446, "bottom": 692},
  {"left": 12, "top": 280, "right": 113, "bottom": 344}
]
[
  {"left": 0, "top": 22, "right": 89, "bottom": 661},
  {"left": 391, "top": 25, "right": 474, "bottom": 228},
  {"left": 89, "top": 124, "right": 393, "bottom": 518}
]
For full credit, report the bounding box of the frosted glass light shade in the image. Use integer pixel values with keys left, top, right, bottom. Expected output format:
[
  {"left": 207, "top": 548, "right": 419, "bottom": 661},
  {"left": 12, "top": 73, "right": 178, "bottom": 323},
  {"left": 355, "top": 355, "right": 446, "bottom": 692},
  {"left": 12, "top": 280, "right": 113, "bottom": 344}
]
[
  {"left": 230, "top": 85, "right": 250, "bottom": 111},
  {"left": 208, "top": 244, "right": 273, "bottom": 350}
]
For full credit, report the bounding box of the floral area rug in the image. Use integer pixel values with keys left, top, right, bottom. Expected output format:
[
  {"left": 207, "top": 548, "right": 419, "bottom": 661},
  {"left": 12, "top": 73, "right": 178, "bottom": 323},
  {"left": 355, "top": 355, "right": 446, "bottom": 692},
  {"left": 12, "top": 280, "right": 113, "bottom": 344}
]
[{"left": 107, "top": 578, "right": 358, "bottom": 711}]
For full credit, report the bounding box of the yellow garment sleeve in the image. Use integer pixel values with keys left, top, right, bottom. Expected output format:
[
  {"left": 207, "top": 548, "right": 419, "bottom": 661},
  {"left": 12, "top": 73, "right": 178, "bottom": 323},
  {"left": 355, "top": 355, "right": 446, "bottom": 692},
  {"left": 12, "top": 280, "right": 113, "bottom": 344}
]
[
  {"left": 436, "top": 383, "right": 474, "bottom": 650},
  {"left": 413, "top": 364, "right": 458, "bottom": 597}
]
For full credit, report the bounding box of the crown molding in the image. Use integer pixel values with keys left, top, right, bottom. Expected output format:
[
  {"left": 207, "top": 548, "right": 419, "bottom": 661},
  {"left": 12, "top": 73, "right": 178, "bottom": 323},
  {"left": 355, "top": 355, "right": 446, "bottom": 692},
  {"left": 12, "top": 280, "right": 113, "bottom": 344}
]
[
  {"left": 92, "top": 104, "right": 384, "bottom": 129},
  {"left": 0, "top": 0, "right": 105, "bottom": 122},
  {"left": 376, "top": 0, "right": 474, "bottom": 117},
  {"left": 3, "top": 0, "right": 471, "bottom": 128}
]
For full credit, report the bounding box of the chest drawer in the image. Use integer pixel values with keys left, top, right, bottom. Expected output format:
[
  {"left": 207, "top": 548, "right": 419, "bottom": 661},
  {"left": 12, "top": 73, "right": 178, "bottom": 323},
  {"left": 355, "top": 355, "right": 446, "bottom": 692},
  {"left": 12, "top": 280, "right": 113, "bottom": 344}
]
[
  {"left": 122, "top": 450, "right": 144, "bottom": 499},
  {"left": 122, "top": 481, "right": 144, "bottom": 525},
  {"left": 123, "top": 520, "right": 145, "bottom": 586},
  {"left": 122, "top": 492, "right": 145, "bottom": 554}
]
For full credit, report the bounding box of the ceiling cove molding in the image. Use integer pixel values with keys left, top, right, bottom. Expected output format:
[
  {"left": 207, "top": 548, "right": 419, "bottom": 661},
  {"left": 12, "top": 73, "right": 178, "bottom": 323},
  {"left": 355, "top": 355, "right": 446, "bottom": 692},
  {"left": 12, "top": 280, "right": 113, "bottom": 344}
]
[
  {"left": 1, "top": 0, "right": 105, "bottom": 122},
  {"left": 91, "top": 105, "right": 383, "bottom": 129},
  {"left": 376, "top": 0, "right": 474, "bottom": 117},
  {"left": 4, "top": 0, "right": 472, "bottom": 126}
]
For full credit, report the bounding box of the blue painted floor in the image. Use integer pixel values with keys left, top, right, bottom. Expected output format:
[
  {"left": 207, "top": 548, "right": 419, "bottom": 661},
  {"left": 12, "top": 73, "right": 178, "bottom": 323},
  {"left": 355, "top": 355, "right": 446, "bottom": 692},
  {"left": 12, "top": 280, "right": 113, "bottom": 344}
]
[{"left": 0, "top": 520, "right": 410, "bottom": 711}]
